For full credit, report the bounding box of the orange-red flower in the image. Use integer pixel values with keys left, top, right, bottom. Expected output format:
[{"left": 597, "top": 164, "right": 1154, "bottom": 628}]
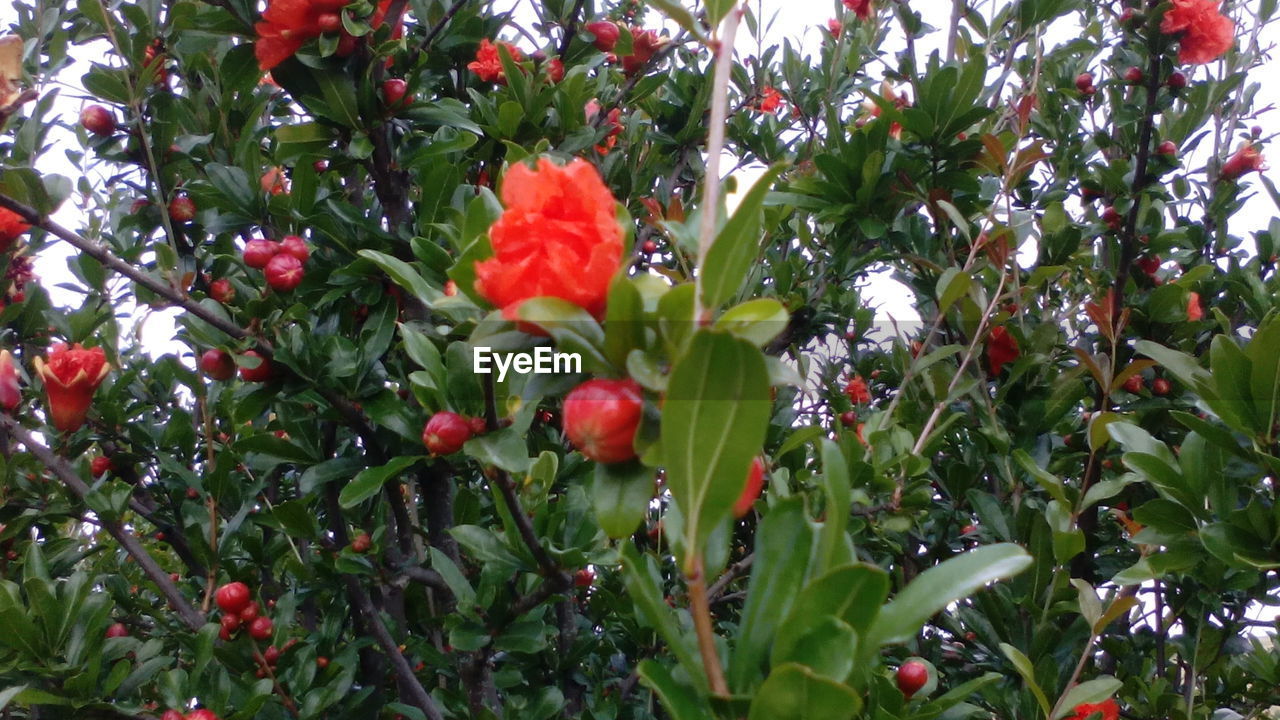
[
  {"left": 1064, "top": 699, "right": 1120, "bottom": 720},
  {"left": 0, "top": 207, "right": 30, "bottom": 253},
  {"left": 254, "top": 0, "right": 347, "bottom": 71},
  {"left": 620, "top": 27, "right": 664, "bottom": 75},
  {"left": 1187, "top": 291, "right": 1204, "bottom": 321},
  {"left": 468, "top": 39, "right": 524, "bottom": 83},
  {"left": 586, "top": 100, "right": 623, "bottom": 154},
  {"left": 34, "top": 343, "right": 110, "bottom": 432},
  {"left": 843, "top": 0, "right": 874, "bottom": 20},
  {"left": 474, "top": 158, "right": 623, "bottom": 321},
  {"left": 759, "top": 87, "right": 783, "bottom": 113},
  {"left": 844, "top": 375, "right": 871, "bottom": 404},
  {"left": 261, "top": 167, "right": 290, "bottom": 195},
  {"left": 986, "top": 326, "right": 1020, "bottom": 375},
  {"left": 1221, "top": 141, "right": 1266, "bottom": 181},
  {"left": 1160, "top": 0, "right": 1235, "bottom": 65},
  {"left": 0, "top": 350, "right": 18, "bottom": 411},
  {"left": 545, "top": 57, "right": 565, "bottom": 83},
  {"left": 255, "top": 0, "right": 399, "bottom": 71}
]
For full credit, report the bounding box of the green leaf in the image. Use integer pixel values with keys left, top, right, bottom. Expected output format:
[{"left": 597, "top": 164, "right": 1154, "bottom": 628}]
[
  {"left": 620, "top": 545, "right": 704, "bottom": 690},
  {"left": 590, "top": 460, "right": 654, "bottom": 539},
  {"left": 637, "top": 660, "right": 712, "bottom": 720},
  {"left": 359, "top": 250, "right": 442, "bottom": 306},
  {"left": 999, "top": 643, "right": 1052, "bottom": 717},
  {"left": 1053, "top": 677, "right": 1122, "bottom": 719},
  {"left": 936, "top": 268, "right": 972, "bottom": 313},
  {"left": 661, "top": 330, "right": 772, "bottom": 566},
  {"left": 748, "top": 663, "right": 862, "bottom": 720},
  {"left": 700, "top": 165, "right": 784, "bottom": 309},
  {"left": 864, "top": 544, "right": 1032, "bottom": 649},
  {"left": 729, "top": 497, "right": 815, "bottom": 692},
  {"left": 429, "top": 547, "right": 476, "bottom": 612},
  {"left": 275, "top": 123, "right": 334, "bottom": 163},
  {"left": 714, "top": 298, "right": 790, "bottom": 347},
  {"left": 463, "top": 428, "right": 531, "bottom": 473},
  {"left": 338, "top": 456, "right": 422, "bottom": 508},
  {"left": 771, "top": 564, "right": 889, "bottom": 669},
  {"left": 271, "top": 499, "right": 319, "bottom": 538}
]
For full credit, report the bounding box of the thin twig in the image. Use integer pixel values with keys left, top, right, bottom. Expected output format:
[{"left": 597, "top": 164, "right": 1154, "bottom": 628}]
[{"left": 0, "top": 416, "right": 206, "bottom": 631}]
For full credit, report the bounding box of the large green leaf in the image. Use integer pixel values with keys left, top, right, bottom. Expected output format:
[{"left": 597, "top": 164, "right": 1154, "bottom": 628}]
[
  {"left": 747, "top": 663, "right": 861, "bottom": 720},
  {"left": 864, "top": 544, "right": 1032, "bottom": 649},
  {"left": 590, "top": 460, "right": 654, "bottom": 539},
  {"left": 729, "top": 497, "right": 814, "bottom": 692},
  {"left": 700, "top": 165, "right": 784, "bottom": 309},
  {"left": 338, "top": 456, "right": 422, "bottom": 508},
  {"left": 661, "top": 330, "right": 772, "bottom": 565}
]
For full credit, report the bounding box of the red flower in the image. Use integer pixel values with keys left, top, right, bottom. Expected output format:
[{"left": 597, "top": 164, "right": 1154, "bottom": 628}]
[
  {"left": 0, "top": 207, "right": 30, "bottom": 253},
  {"left": 1221, "top": 141, "right": 1266, "bottom": 181},
  {"left": 843, "top": 0, "right": 874, "bottom": 20},
  {"left": 545, "top": 57, "right": 565, "bottom": 83},
  {"left": 260, "top": 166, "right": 289, "bottom": 195},
  {"left": 986, "top": 326, "right": 1020, "bottom": 375},
  {"left": 254, "top": 0, "right": 347, "bottom": 71},
  {"left": 758, "top": 87, "right": 783, "bottom": 113},
  {"left": 0, "top": 350, "right": 18, "bottom": 411},
  {"left": 1135, "top": 254, "right": 1162, "bottom": 277},
  {"left": 1187, "top": 291, "right": 1204, "bottom": 321},
  {"left": 844, "top": 375, "right": 871, "bottom": 404},
  {"left": 827, "top": 18, "right": 843, "bottom": 35},
  {"left": 255, "top": 0, "right": 398, "bottom": 71},
  {"left": 1065, "top": 699, "right": 1120, "bottom": 720},
  {"left": 734, "top": 458, "right": 766, "bottom": 518},
  {"left": 474, "top": 158, "right": 623, "bottom": 320},
  {"left": 620, "top": 27, "right": 664, "bottom": 75},
  {"left": 34, "top": 343, "right": 110, "bottom": 432},
  {"left": 468, "top": 39, "right": 524, "bottom": 83},
  {"left": 1160, "top": 0, "right": 1235, "bottom": 64}
]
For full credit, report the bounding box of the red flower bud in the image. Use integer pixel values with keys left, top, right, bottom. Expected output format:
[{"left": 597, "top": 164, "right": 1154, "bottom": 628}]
[
  {"left": 1167, "top": 71, "right": 1187, "bottom": 89},
  {"left": 280, "top": 235, "right": 311, "bottom": 262},
  {"left": 351, "top": 532, "right": 372, "bottom": 553},
  {"left": 105, "top": 622, "right": 129, "bottom": 638},
  {"left": 215, "top": 581, "right": 251, "bottom": 614},
  {"left": 1152, "top": 378, "right": 1172, "bottom": 396},
  {"left": 1123, "top": 374, "right": 1144, "bottom": 393},
  {"left": 34, "top": 343, "right": 110, "bottom": 433},
  {"left": 1156, "top": 140, "right": 1178, "bottom": 156},
  {"left": 585, "top": 20, "right": 620, "bottom": 51},
  {"left": 168, "top": 196, "right": 196, "bottom": 223},
  {"left": 187, "top": 709, "right": 220, "bottom": 720},
  {"left": 161, "top": 711, "right": 184, "bottom": 720},
  {"left": 574, "top": 568, "right": 595, "bottom": 587},
  {"left": 896, "top": 660, "right": 928, "bottom": 698},
  {"left": 243, "top": 239, "right": 280, "bottom": 269},
  {"left": 1123, "top": 66, "right": 1144, "bottom": 83},
  {"left": 264, "top": 252, "right": 304, "bottom": 291},
  {"left": 733, "top": 457, "right": 766, "bottom": 518},
  {"left": 264, "top": 645, "right": 280, "bottom": 665},
  {"left": 201, "top": 349, "right": 236, "bottom": 381},
  {"left": 248, "top": 616, "right": 273, "bottom": 640},
  {"left": 238, "top": 351, "right": 273, "bottom": 383},
  {"left": 0, "top": 350, "right": 19, "bottom": 411},
  {"left": 80, "top": 105, "right": 116, "bottom": 136},
  {"left": 562, "top": 378, "right": 643, "bottom": 464},
  {"left": 209, "top": 278, "right": 235, "bottom": 303},
  {"left": 382, "top": 78, "right": 408, "bottom": 108},
  {"left": 1074, "top": 72, "right": 1095, "bottom": 94},
  {"left": 239, "top": 601, "right": 260, "bottom": 622},
  {"left": 91, "top": 455, "right": 113, "bottom": 476},
  {"left": 422, "top": 411, "right": 474, "bottom": 455}
]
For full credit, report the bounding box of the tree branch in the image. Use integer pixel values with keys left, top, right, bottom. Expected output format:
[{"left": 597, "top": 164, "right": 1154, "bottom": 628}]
[{"left": 0, "top": 416, "right": 206, "bottom": 631}]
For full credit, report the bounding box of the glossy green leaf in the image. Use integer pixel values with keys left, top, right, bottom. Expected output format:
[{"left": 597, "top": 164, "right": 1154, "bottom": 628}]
[
  {"left": 701, "top": 165, "right": 784, "bottom": 310},
  {"left": 338, "top": 456, "right": 421, "bottom": 508},
  {"left": 590, "top": 460, "right": 654, "bottom": 539}
]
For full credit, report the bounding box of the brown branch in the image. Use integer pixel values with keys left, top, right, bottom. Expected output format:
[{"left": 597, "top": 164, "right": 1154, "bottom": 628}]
[
  {"left": 344, "top": 574, "right": 445, "bottom": 720},
  {"left": 0, "top": 193, "right": 256, "bottom": 345},
  {"left": 0, "top": 416, "right": 206, "bottom": 631},
  {"left": 706, "top": 552, "right": 753, "bottom": 601}
]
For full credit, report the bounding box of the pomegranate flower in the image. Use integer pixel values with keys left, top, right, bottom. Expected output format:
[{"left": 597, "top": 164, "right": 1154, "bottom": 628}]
[
  {"left": 986, "top": 326, "right": 1020, "bottom": 375},
  {"left": 474, "top": 158, "right": 623, "bottom": 320},
  {"left": 1220, "top": 141, "right": 1266, "bottom": 181},
  {"left": 255, "top": 0, "right": 399, "bottom": 71},
  {"left": 844, "top": 375, "right": 871, "bottom": 404},
  {"left": 619, "top": 27, "right": 664, "bottom": 75},
  {"left": 1064, "top": 699, "right": 1120, "bottom": 720},
  {"left": 843, "top": 0, "right": 874, "bottom": 20},
  {"left": 0, "top": 350, "right": 18, "bottom": 411},
  {"left": 758, "top": 87, "right": 783, "bottom": 113},
  {"left": 1160, "top": 0, "right": 1235, "bottom": 65},
  {"left": 0, "top": 207, "right": 29, "bottom": 253},
  {"left": 1187, "top": 292, "right": 1204, "bottom": 321},
  {"left": 34, "top": 343, "right": 110, "bottom": 432},
  {"left": 469, "top": 39, "right": 524, "bottom": 83}
]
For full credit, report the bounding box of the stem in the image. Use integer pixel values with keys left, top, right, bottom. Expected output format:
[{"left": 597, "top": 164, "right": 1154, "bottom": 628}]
[
  {"left": 1047, "top": 634, "right": 1097, "bottom": 720},
  {"left": 0, "top": 416, "right": 205, "bottom": 631},
  {"left": 692, "top": 8, "right": 742, "bottom": 323},
  {"left": 686, "top": 556, "right": 729, "bottom": 696}
]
